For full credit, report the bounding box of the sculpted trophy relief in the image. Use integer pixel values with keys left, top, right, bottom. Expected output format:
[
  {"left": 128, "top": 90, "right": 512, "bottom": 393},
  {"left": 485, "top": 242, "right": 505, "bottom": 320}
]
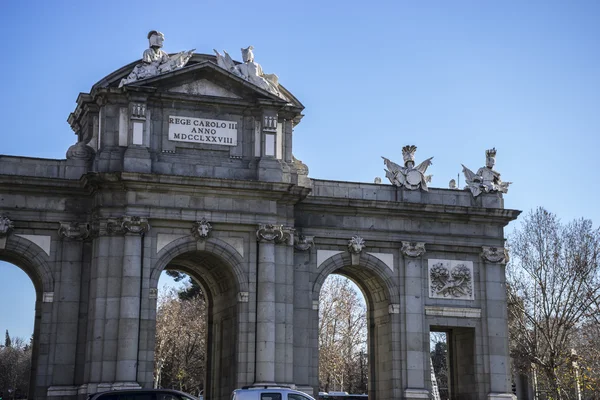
[
  {"left": 462, "top": 148, "right": 511, "bottom": 197},
  {"left": 119, "top": 31, "right": 195, "bottom": 87},
  {"left": 214, "top": 46, "right": 284, "bottom": 98},
  {"left": 382, "top": 145, "right": 433, "bottom": 191}
]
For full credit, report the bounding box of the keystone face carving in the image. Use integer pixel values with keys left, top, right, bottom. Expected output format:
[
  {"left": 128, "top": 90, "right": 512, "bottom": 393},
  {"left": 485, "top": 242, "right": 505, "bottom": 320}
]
[
  {"left": 481, "top": 246, "right": 509, "bottom": 264},
  {"left": 58, "top": 222, "right": 91, "bottom": 240},
  {"left": 256, "top": 224, "right": 284, "bottom": 242},
  {"left": 192, "top": 219, "right": 212, "bottom": 240},
  {"left": 348, "top": 236, "right": 366, "bottom": 254},
  {"left": 294, "top": 234, "right": 314, "bottom": 251},
  {"left": 401, "top": 241, "right": 426, "bottom": 257},
  {"left": 0, "top": 216, "right": 14, "bottom": 238}
]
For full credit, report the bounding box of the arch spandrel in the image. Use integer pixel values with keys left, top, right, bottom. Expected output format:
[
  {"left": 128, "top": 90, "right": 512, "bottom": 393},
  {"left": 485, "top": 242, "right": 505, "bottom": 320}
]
[
  {"left": 0, "top": 234, "right": 54, "bottom": 296},
  {"left": 151, "top": 235, "right": 248, "bottom": 293},
  {"left": 312, "top": 251, "right": 399, "bottom": 306}
]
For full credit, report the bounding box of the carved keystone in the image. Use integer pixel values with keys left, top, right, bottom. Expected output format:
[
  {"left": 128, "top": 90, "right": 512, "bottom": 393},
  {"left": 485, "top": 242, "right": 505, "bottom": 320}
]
[{"left": 192, "top": 218, "right": 212, "bottom": 240}]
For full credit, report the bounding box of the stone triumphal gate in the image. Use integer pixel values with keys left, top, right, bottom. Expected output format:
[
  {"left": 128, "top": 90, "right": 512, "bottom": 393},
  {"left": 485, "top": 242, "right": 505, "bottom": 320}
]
[{"left": 0, "top": 33, "right": 519, "bottom": 400}]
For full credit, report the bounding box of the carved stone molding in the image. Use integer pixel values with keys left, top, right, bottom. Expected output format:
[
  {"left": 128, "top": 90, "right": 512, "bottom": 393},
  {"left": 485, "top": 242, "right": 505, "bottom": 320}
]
[
  {"left": 481, "top": 246, "right": 509, "bottom": 264},
  {"left": 312, "top": 300, "right": 319, "bottom": 311},
  {"left": 0, "top": 216, "right": 14, "bottom": 238},
  {"left": 388, "top": 304, "right": 400, "bottom": 314},
  {"left": 107, "top": 216, "right": 150, "bottom": 235},
  {"left": 149, "top": 288, "right": 158, "bottom": 299},
  {"left": 58, "top": 222, "right": 91, "bottom": 241},
  {"left": 348, "top": 236, "right": 365, "bottom": 254},
  {"left": 294, "top": 234, "right": 314, "bottom": 251},
  {"left": 191, "top": 218, "right": 212, "bottom": 240},
  {"left": 429, "top": 259, "right": 474, "bottom": 300},
  {"left": 43, "top": 292, "right": 54, "bottom": 303},
  {"left": 401, "top": 241, "right": 426, "bottom": 257},
  {"left": 279, "top": 226, "right": 295, "bottom": 245},
  {"left": 237, "top": 292, "right": 249, "bottom": 303},
  {"left": 131, "top": 103, "right": 146, "bottom": 119},
  {"left": 256, "top": 224, "right": 284, "bottom": 243}
]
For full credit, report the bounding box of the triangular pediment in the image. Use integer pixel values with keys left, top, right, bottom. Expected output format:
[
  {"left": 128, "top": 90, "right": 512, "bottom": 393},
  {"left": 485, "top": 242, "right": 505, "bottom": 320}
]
[
  {"left": 166, "top": 79, "right": 242, "bottom": 99},
  {"left": 92, "top": 54, "right": 304, "bottom": 109}
]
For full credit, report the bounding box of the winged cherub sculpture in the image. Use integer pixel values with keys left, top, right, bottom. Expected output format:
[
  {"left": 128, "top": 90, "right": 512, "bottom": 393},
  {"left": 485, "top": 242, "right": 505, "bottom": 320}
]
[
  {"left": 382, "top": 145, "right": 433, "bottom": 191},
  {"left": 462, "top": 148, "right": 511, "bottom": 197}
]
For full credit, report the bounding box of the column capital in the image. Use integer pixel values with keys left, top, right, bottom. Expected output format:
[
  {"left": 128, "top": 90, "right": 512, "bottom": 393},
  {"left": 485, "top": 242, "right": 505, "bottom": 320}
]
[
  {"left": 481, "top": 246, "right": 509, "bottom": 264},
  {"left": 58, "top": 221, "right": 91, "bottom": 241},
  {"left": 257, "top": 224, "right": 285, "bottom": 243},
  {"left": 98, "top": 216, "right": 150, "bottom": 236},
  {"left": 401, "top": 241, "right": 426, "bottom": 257}
]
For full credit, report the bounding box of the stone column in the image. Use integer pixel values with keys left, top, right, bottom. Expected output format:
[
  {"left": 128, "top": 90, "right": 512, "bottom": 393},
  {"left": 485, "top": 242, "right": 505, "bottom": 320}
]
[
  {"left": 481, "top": 246, "right": 515, "bottom": 400},
  {"left": 115, "top": 217, "right": 149, "bottom": 385},
  {"left": 401, "top": 242, "right": 430, "bottom": 400},
  {"left": 274, "top": 227, "right": 295, "bottom": 384},
  {"left": 255, "top": 224, "right": 281, "bottom": 384}
]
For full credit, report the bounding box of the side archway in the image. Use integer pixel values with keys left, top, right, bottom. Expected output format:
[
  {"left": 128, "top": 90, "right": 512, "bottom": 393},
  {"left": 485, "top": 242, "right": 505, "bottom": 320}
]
[
  {"left": 313, "top": 251, "right": 402, "bottom": 399},
  {"left": 0, "top": 234, "right": 55, "bottom": 400}
]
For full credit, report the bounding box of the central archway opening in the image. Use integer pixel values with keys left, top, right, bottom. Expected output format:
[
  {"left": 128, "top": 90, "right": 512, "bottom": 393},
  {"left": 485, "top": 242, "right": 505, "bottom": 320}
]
[{"left": 151, "top": 247, "right": 242, "bottom": 400}]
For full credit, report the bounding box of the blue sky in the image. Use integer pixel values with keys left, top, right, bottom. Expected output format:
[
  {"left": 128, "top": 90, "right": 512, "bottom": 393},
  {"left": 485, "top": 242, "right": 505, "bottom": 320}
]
[{"left": 1, "top": 0, "right": 599, "bottom": 340}]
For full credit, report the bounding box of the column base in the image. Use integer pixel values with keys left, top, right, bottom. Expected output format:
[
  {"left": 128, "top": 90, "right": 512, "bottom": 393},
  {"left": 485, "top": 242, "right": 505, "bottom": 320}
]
[
  {"left": 48, "top": 386, "right": 78, "bottom": 397},
  {"left": 78, "top": 382, "right": 141, "bottom": 395},
  {"left": 404, "top": 388, "right": 429, "bottom": 399},
  {"left": 488, "top": 394, "right": 517, "bottom": 400}
]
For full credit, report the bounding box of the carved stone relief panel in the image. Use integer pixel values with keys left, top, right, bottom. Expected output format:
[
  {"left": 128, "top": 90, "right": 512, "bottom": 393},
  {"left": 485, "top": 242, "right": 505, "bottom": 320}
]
[{"left": 428, "top": 259, "right": 474, "bottom": 300}]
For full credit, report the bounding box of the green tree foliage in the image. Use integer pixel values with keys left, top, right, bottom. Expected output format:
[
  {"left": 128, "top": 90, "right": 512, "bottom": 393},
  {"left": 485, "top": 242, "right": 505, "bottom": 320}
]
[{"left": 507, "top": 207, "right": 600, "bottom": 399}]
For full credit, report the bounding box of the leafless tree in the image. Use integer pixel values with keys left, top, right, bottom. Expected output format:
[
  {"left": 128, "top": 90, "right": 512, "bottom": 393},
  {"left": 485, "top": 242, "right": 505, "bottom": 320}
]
[
  {"left": 0, "top": 336, "right": 31, "bottom": 399},
  {"left": 507, "top": 207, "right": 600, "bottom": 399},
  {"left": 154, "top": 285, "right": 207, "bottom": 395},
  {"left": 318, "top": 275, "right": 367, "bottom": 394}
]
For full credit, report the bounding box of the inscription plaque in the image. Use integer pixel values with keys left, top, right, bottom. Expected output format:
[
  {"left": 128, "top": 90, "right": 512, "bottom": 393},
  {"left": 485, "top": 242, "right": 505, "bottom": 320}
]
[{"left": 168, "top": 116, "right": 237, "bottom": 146}]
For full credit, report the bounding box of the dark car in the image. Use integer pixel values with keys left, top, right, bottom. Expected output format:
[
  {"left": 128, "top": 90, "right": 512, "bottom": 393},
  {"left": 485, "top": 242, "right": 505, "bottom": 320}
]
[{"left": 88, "top": 389, "right": 199, "bottom": 400}]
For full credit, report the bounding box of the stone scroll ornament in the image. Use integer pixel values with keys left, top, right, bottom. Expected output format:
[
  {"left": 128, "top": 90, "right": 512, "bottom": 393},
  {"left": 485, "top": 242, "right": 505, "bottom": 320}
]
[
  {"left": 107, "top": 216, "right": 150, "bottom": 235},
  {"left": 462, "top": 148, "right": 511, "bottom": 197},
  {"left": 119, "top": 31, "right": 195, "bottom": 87},
  {"left": 256, "top": 224, "right": 284, "bottom": 242},
  {"left": 58, "top": 222, "right": 91, "bottom": 240},
  {"left": 213, "top": 46, "right": 286, "bottom": 99},
  {"left": 428, "top": 260, "right": 474, "bottom": 300},
  {"left": 0, "top": 216, "right": 14, "bottom": 237},
  {"left": 294, "top": 234, "right": 314, "bottom": 251},
  {"left": 401, "top": 241, "right": 426, "bottom": 257},
  {"left": 481, "top": 246, "right": 509, "bottom": 264},
  {"left": 382, "top": 145, "right": 433, "bottom": 191},
  {"left": 191, "top": 218, "right": 212, "bottom": 240}
]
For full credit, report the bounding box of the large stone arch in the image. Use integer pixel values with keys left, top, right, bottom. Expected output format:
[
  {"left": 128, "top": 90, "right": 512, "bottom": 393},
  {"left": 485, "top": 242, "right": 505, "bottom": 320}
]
[
  {"left": 0, "top": 234, "right": 55, "bottom": 400},
  {"left": 147, "top": 234, "right": 249, "bottom": 400},
  {"left": 150, "top": 235, "right": 248, "bottom": 293},
  {"left": 312, "top": 251, "right": 402, "bottom": 400}
]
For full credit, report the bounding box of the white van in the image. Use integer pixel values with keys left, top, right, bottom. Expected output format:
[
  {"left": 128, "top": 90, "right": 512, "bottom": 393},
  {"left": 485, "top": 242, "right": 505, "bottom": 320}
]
[{"left": 231, "top": 386, "right": 316, "bottom": 400}]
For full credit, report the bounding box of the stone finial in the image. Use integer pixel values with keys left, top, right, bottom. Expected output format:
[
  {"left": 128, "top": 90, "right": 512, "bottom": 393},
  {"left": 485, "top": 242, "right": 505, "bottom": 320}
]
[
  {"left": 0, "top": 216, "right": 14, "bottom": 238},
  {"left": 348, "top": 236, "right": 365, "bottom": 254},
  {"left": 374, "top": 177, "right": 382, "bottom": 184},
  {"left": 481, "top": 246, "right": 509, "bottom": 264},
  {"left": 401, "top": 241, "right": 426, "bottom": 257},
  {"left": 58, "top": 222, "right": 91, "bottom": 241},
  {"left": 294, "top": 234, "right": 314, "bottom": 251},
  {"left": 192, "top": 218, "right": 212, "bottom": 240},
  {"left": 256, "top": 224, "right": 284, "bottom": 242},
  {"left": 449, "top": 179, "right": 457, "bottom": 189},
  {"left": 66, "top": 141, "right": 95, "bottom": 161}
]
